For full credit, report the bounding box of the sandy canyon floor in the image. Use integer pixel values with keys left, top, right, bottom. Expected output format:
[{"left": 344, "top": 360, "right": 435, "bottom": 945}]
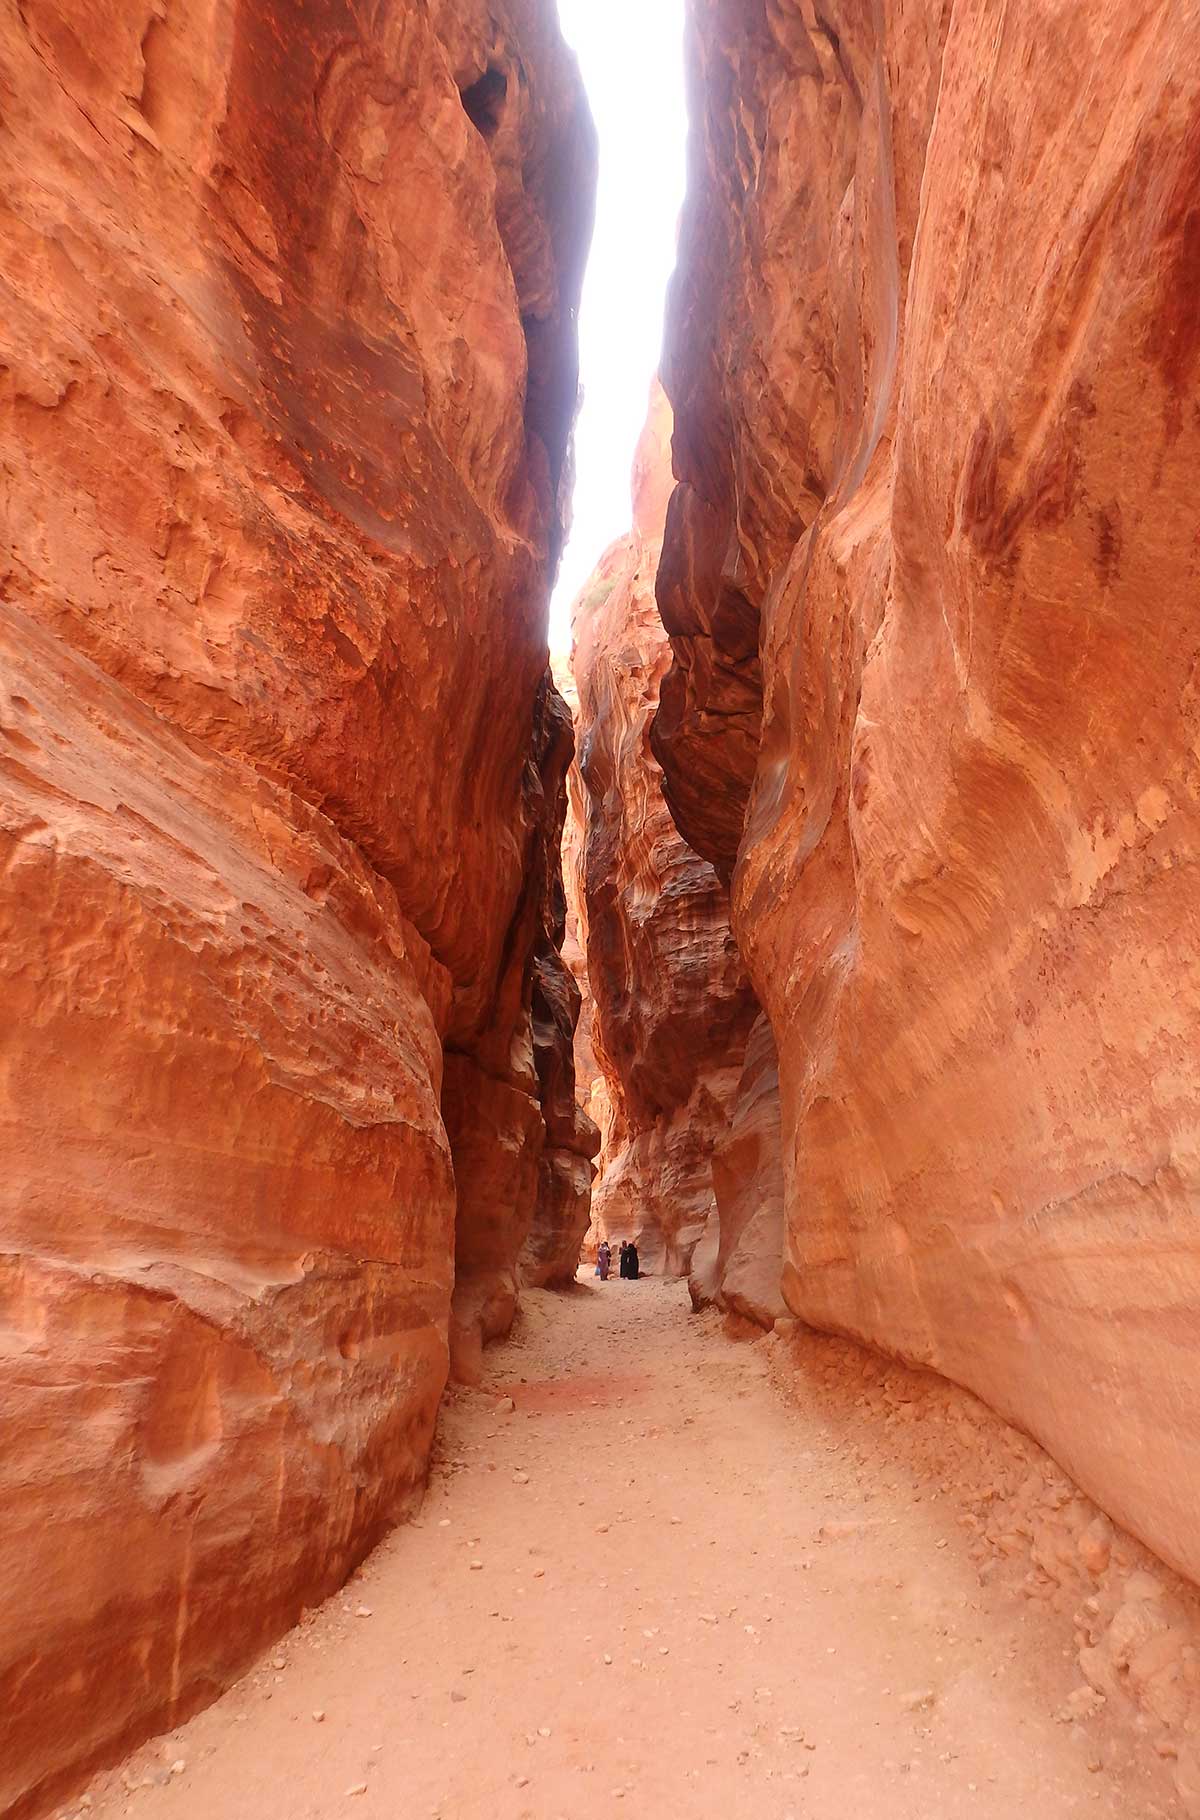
[{"left": 73, "top": 1279, "right": 1177, "bottom": 1820}]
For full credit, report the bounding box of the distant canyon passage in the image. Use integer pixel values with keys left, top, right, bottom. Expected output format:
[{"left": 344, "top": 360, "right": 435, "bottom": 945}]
[{"left": 5, "top": 0, "right": 1200, "bottom": 1817}]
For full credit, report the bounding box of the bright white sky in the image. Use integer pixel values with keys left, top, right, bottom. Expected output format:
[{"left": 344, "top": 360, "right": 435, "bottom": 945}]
[{"left": 549, "top": 0, "right": 687, "bottom": 651}]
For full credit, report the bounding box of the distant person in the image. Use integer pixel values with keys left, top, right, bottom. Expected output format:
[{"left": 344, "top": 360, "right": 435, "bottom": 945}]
[
  {"left": 626, "top": 1241, "right": 640, "bottom": 1281},
  {"left": 597, "top": 1239, "right": 611, "bottom": 1281},
  {"left": 618, "top": 1240, "right": 630, "bottom": 1279}
]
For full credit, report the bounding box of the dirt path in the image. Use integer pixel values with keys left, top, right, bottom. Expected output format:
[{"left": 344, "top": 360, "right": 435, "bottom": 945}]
[{"left": 77, "top": 1278, "right": 1174, "bottom": 1820}]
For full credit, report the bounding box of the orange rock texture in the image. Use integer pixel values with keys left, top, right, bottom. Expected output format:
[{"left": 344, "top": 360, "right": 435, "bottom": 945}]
[
  {"left": 571, "top": 386, "right": 757, "bottom": 1273},
  {"left": 688, "top": 1012, "right": 786, "bottom": 1330},
  {"left": 659, "top": 0, "right": 1200, "bottom": 1588},
  {"left": 0, "top": 1, "right": 592, "bottom": 1811},
  {"left": 518, "top": 680, "right": 602, "bottom": 1294},
  {"left": 554, "top": 656, "right": 610, "bottom": 1184}
]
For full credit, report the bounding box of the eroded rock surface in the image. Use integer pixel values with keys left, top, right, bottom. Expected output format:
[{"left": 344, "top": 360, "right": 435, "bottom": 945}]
[
  {"left": 689, "top": 1013, "right": 786, "bottom": 1330},
  {"left": 446, "top": 673, "right": 598, "bottom": 1374},
  {"left": 659, "top": 0, "right": 1200, "bottom": 1590},
  {"left": 571, "top": 387, "right": 757, "bottom": 1272},
  {"left": 555, "top": 656, "right": 612, "bottom": 1265},
  {"left": 520, "top": 680, "right": 601, "bottom": 1294},
  {"left": 0, "top": 1, "right": 592, "bottom": 1811}
]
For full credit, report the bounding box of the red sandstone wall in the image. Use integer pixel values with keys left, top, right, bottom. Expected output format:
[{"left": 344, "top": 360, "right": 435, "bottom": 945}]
[
  {"left": 518, "top": 676, "right": 601, "bottom": 1294},
  {"left": 0, "top": 2, "right": 592, "bottom": 1811},
  {"left": 658, "top": 0, "right": 1200, "bottom": 1589},
  {"left": 689, "top": 1012, "right": 786, "bottom": 1330},
  {"left": 571, "top": 386, "right": 758, "bottom": 1273},
  {"left": 555, "top": 655, "right": 612, "bottom": 1239}
]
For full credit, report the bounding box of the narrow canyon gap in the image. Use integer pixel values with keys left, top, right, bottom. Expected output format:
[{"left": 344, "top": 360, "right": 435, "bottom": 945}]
[{"left": 8, "top": 0, "right": 1200, "bottom": 1817}]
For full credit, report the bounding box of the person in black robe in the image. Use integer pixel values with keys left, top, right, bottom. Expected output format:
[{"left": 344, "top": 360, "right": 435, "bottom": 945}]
[
  {"left": 618, "top": 1240, "right": 630, "bottom": 1278},
  {"left": 626, "top": 1242, "right": 640, "bottom": 1280}
]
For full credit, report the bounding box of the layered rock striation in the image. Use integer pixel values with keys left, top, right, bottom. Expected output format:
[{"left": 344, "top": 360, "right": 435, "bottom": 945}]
[
  {"left": 0, "top": 1, "right": 592, "bottom": 1811},
  {"left": 571, "top": 386, "right": 758, "bottom": 1273},
  {"left": 659, "top": 0, "right": 1200, "bottom": 1589}
]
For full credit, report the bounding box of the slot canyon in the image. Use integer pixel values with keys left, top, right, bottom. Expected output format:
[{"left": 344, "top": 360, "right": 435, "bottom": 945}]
[{"left": 3, "top": 2, "right": 1200, "bottom": 1818}]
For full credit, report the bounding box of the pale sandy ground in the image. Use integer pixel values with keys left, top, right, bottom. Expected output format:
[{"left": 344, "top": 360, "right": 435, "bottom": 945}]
[{"left": 74, "top": 1277, "right": 1177, "bottom": 1820}]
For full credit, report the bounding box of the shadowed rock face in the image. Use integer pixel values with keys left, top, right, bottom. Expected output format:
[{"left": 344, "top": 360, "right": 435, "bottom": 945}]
[
  {"left": 0, "top": 0, "right": 593, "bottom": 1810},
  {"left": 689, "top": 1013, "right": 786, "bottom": 1330},
  {"left": 658, "top": 0, "right": 1200, "bottom": 1589},
  {"left": 444, "top": 669, "right": 599, "bottom": 1376},
  {"left": 571, "top": 387, "right": 758, "bottom": 1274},
  {"left": 554, "top": 655, "right": 609, "bottom": 1163},
  {"left": 445, "top": 672, "right": 600, "bottom": 1374},
  {"left": 523, "top": 682, "right": 604, "bottom": 1291}
]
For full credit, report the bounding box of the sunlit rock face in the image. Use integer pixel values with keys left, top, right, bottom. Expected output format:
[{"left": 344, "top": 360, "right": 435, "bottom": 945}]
[
  {"left": 659, "top": 0, "right": 1200, "bottom": 1587},
  {"left": 572, "top": 386, "right": 758, "bottom": 1273},
  {"left": 0, "top": 0, "right": 592, "bottom": 1809}
]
